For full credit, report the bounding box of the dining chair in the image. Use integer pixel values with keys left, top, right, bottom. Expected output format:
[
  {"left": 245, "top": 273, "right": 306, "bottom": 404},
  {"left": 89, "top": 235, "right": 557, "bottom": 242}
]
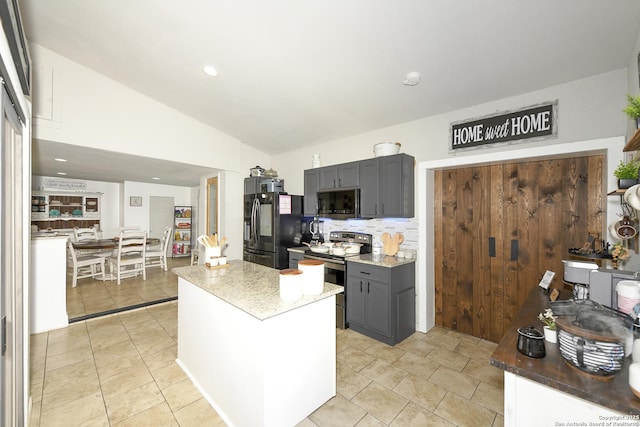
[
  {"left": 119, "top": 226, "right": 141, "bottom": 234},
  {"left": 66, "top": 239, "right": 106, "bottom": 287},
  {"left": 146, "top": 226, "right": 172, "bottom": 271},
  {"left": 73, "top": 227, "right": 98, "bottom": 242},
  {"left": 109, "top": 230, "right": 147, "bottom": 285}
]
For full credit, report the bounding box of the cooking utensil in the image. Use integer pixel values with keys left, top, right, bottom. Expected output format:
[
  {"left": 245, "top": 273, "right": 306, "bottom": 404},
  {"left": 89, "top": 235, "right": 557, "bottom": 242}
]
[
  {"left": 264, "top": 168, "right": 278, "bottom": 177},
  {"left": 250, "top": 166, "right": 265, "bottom": 177},
  {"left": 517, "top": 325, "right": 546, "bottom": 358},
  {"left": 302, "top": 242, "right": 330, "bottom": 253},
  {"left": 343, "top": 243, "right": 362, "bottom": 254},
  {"left": 332, "top": 246, "right": 346, "bottom": 256}
]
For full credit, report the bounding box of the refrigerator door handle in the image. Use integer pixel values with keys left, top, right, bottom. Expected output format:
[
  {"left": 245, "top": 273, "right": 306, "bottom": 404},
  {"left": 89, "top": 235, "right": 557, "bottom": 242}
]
[{"left": 251, "top": 199, "right": 260, "bottom": 245}]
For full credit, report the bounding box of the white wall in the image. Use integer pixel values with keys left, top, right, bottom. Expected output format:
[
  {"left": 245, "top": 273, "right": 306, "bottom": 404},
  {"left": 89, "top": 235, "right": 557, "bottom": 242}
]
[
  {"left": 122, "top": 181, "right": 192, "bottom": 235},
  {"left": 29, "top": 43, "right": 270, "bottom": 175},
  {"left": 274, "top": 69, "right": 628, "bottom": 198},
  {"left": 28, "top": 43, "right": 277, "bottom": 258}
]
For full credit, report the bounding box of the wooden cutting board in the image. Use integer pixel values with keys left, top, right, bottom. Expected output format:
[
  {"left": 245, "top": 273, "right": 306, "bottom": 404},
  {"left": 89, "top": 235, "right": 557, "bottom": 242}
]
[{"left": 381, "top": 232, "right": 404, "bottom": 256}]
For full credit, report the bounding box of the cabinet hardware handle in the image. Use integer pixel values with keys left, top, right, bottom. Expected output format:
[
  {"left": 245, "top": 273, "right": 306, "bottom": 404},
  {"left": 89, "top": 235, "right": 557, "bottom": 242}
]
[
  {"left": 338, "top": 178, "right": 342, "bottom": 187},
  {"left": 488, "top": 237, "right": 496, "bottom": 257},
  {"left": 360, "top": 280, "right": 363, "bottom": 292},
  {"left": 367, "top": 282, "right": 370, "bottom": 294},
  {"left": 381, "top": 204, "right": 385, "bottom": 214},
  {"left": 360, "top": 271, "right": 370, "bottom": 275},
  {"left": 333, "top": 179, "right": 336, "bottom": 188}
]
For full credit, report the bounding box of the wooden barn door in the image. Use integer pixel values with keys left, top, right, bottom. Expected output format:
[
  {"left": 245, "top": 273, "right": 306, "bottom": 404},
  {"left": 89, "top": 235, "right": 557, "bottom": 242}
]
[{"left": 434, "top": 155, "right": 604, "bottom": 342}]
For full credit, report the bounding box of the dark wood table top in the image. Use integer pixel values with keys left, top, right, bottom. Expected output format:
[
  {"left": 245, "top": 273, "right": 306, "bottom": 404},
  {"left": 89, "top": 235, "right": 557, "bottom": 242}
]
[
  {"left": 490, "top": 286, "right": 640, "bottom": 415},
  {"left": 71, "top": 237, "right": 160, "bottom": 250}
]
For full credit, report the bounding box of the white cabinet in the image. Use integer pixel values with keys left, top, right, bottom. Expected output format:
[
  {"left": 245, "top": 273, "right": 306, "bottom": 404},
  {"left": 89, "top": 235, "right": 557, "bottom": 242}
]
[{"left": 31, "top": 191, "right": 102, "bottom": 231}]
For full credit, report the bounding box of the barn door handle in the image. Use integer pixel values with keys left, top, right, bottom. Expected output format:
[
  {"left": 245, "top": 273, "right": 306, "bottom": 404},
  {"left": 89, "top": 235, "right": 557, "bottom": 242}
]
[
  {"left": 510, "top": 239, "right": 519, "bottom": 261},
  {"left": 488, "top": 237, "right": 496, "bottom": 257}
]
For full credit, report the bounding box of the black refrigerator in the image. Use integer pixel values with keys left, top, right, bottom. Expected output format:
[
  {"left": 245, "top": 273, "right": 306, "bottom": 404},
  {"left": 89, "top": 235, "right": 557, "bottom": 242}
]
[{"left": 243, "top": 192, "right": 304, "bottom": 269}]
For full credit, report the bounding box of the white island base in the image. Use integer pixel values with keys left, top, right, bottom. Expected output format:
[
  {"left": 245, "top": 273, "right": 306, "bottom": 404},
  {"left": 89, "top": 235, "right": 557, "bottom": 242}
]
[{"left": 177, "top": 277, "right": 336, "bottom": 427}]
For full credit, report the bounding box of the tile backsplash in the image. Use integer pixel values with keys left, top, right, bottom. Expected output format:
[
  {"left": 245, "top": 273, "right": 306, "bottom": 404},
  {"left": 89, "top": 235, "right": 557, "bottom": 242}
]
[{"left": 321, "top": 217, "right": 418, "bottom": 253}]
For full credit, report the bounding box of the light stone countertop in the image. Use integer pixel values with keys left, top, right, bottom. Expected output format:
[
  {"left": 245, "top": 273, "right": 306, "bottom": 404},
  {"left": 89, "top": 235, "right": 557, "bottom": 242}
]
[
  {"left": 31, "top": 233, "right": 69, "bottom": 240},
  {"left": 346, "top": 254, "right": 416, "bottom": 268},
  {"left": 172, "top": 260, "right": 343, "bottom": 321},
  {"left": 287, "top": 246, "right": 416, "bottom": 268}
]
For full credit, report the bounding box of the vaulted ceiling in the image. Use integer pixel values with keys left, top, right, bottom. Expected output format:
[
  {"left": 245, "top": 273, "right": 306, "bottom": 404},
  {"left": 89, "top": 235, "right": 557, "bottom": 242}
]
[{"left": 18, "top": 0, "right": 640, "bottom": 185}]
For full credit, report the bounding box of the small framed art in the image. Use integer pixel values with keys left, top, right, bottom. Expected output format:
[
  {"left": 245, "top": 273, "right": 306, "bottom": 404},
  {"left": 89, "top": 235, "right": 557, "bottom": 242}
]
[{"left": 130, "top": 196, "right": 142, "bottom": 207}]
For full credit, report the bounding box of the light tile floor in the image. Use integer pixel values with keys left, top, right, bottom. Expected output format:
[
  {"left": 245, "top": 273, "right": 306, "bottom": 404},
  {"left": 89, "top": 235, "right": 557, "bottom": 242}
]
[
  {"left": 31, "top": 261, "right": 505, "bottom": 426},
  {"left": 66, "top": 255, "right": 191, "bottom": 320}
]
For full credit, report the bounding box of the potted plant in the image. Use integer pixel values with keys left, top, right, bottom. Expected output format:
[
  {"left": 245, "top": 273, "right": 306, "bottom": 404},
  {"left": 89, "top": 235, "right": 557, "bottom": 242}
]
[
  {"left": 614, "top": 158, "right": 640, "bottom": 189},
  {"left": 623, "top": 94, "right": 640, "bottom": 129},
  {"left": 538, "top": 308, "right": 557, "bottom": 343}
]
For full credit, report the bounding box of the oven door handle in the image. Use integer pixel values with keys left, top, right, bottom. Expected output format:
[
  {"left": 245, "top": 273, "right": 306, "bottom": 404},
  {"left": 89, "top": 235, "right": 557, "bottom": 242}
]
[{"left": 302, "top": 254, "right": 345, "bottom": 271}]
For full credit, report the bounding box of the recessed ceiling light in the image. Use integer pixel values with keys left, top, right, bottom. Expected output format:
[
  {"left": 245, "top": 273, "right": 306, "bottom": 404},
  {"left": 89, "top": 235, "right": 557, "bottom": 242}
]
[
  {"left": 152, "top": 177, "right": 161, "bottom": 180},
  {"left": 54, "top": 158, "right": 67, "bottom": 162},
  {"left": 203, "top": 65, "right": 218, "bottom": 77},
  {"left": 56, "top": 172, "right": 67, "bottom": 175}
]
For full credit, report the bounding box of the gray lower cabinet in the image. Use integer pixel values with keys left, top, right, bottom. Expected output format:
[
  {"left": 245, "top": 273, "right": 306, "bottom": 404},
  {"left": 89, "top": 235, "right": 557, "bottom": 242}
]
[
  {"left": 346, "top": 261, "right": 415, "bottom": 345},
  {"left": 360, "top": 154, "right": 414, "bottom": 218},
  {"left": 304, "top": 169, "right": 320, "bottom": 216},
  {"left": 288, "top": 251, "right": 304, "bottom": 269}
]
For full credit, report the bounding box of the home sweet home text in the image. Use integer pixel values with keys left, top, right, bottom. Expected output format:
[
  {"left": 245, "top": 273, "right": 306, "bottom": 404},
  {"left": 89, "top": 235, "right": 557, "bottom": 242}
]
[{"left": 450, "top": 102, "right": 556, "bottom": 151}]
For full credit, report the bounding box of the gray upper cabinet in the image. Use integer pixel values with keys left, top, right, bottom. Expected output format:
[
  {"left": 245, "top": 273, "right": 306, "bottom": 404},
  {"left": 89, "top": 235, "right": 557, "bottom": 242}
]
[
  {"left": 360, "top": 154, "right": 414, "bottom": 218},
  {"left": 318, "top": 162, "right": 359, "bottom": 190},
  {"left": 303, "top": 169, "right": 320, "bottom": 216},
  {"left": 304, "top": 153, "right": 414, "bottom": 219}
]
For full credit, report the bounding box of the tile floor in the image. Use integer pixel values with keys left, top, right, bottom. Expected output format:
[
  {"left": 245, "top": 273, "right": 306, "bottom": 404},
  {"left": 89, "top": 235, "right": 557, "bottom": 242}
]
[
  {"left": 31, "top": 261, "right": 505, "bottom": 426},
  {"left": 66, "top": 255, "right": 191, "bottom": 320}
]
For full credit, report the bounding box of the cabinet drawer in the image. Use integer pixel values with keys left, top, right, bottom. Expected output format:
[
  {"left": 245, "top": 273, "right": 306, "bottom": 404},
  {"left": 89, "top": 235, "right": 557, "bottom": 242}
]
[{"left": 347, "top": 263, "right": 388, "bottom": 283}]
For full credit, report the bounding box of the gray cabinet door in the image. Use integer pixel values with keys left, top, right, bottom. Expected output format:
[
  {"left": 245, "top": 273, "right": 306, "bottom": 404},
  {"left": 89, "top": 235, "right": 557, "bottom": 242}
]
[
  {"left": 346, "top": 275, "right": 366, "bottom": 326},
  {"left": 339, "top": 162, "right": 360, "bottom": 188},
  {"left": 303, "top": 169, "right": 319, "bottom": 216},
  {"left": 365, "top": 279, "right": 390, "bottom": 337},
  {"left": 319, "top": 163, "right": 360, "bottom": 189},
  {"left": 359, "top": 159, "right": 379, "bottom": 217},
  {"left": 319, "top": 166, "right": 338, "bottom": 189},
  {"left": 379, "top": 155, "right": 406, "bottom": 217}
]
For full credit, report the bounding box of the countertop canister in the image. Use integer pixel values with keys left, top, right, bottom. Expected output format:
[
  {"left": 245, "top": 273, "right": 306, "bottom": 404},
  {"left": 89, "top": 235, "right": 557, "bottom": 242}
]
[
  {"left": 298, "top": 259, "right": 325, "bottom": 295},
  {"left": 279, "top": 269, "right": 304, "bottom": 301}
]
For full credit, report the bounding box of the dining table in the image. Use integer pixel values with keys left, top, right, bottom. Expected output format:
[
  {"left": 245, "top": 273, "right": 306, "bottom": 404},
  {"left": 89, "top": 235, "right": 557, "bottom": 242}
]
[{"left": 71, "top": 237, "right": 160, "bottom": 250}]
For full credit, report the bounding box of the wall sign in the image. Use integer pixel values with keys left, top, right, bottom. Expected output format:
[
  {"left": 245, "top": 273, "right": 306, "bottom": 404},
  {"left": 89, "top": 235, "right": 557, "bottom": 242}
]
[
  {"left": 450, "top": 101, "right": 557, "bottom": 152},
  {"left": 42, "top": 178, "right": 87, "bottom": 192}
]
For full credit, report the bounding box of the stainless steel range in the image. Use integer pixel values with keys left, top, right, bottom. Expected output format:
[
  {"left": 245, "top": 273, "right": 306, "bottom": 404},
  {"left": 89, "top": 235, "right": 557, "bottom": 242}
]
[{"left": 302, "top": 231, "right": 372, "bottom": 329}]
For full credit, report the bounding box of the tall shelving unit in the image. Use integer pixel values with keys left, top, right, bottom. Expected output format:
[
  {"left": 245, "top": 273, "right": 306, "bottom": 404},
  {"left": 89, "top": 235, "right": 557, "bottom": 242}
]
[{"left": 173, "top": 206, "right": 192, "bottom": 257}]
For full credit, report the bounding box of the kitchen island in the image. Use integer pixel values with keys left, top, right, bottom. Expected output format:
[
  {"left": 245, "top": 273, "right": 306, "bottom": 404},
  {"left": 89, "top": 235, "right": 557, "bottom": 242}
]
[
  {"left": 491, "top": 286, "right": 640, "bottom": 425},
  {"left": 172, "top": 261, "right": 343, "bottom": 427}
]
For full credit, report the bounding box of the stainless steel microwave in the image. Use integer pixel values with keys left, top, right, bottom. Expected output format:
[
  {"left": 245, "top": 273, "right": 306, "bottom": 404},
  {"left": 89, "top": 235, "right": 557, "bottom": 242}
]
[{"left": 317, "top": 189, "right": 360, "bottom": 219}]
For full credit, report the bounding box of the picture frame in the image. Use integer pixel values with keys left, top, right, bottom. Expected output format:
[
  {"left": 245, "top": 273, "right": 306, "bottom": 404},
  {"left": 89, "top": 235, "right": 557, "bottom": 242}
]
[{"left": 130, "top": 196, "right": 142, "bottom": 207}]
